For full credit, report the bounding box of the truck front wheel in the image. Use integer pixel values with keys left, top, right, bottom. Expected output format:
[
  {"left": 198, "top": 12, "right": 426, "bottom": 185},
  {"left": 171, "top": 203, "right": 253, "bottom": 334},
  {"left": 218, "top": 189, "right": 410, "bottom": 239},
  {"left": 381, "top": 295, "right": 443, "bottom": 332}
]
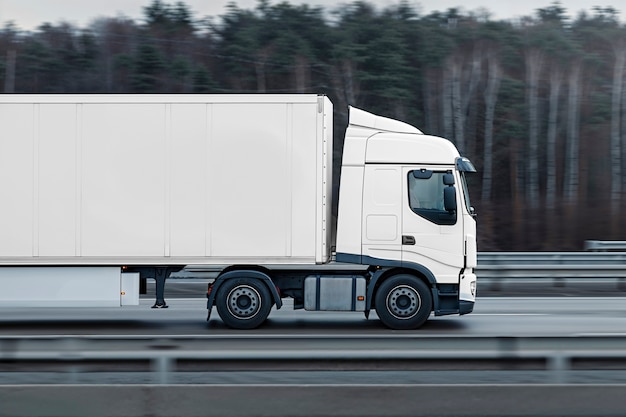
[
  {"left": 375, "top": 275, "right": 432, "bottom": 330},
  {"left": 215, "top": 278, "right": 273, "bottom": 329}
]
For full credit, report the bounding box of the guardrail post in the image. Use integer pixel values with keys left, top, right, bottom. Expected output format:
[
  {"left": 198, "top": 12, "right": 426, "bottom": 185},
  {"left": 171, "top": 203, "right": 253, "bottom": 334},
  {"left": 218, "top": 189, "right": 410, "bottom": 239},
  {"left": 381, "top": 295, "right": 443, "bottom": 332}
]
[
  {"left": 65, "top": 366, "right": 80, "bottom": 384},
  {"left": 152, "top": 355, "right": 173, "bottom": 384},
  {"left": 547, "top": 353, "right": 569, "bottom": 384},
  {"left": 497, "top": 336, "right": 518, "bottom": 356},
  {"left": 488, "top": 279, "right": 502, "bottom": 292}
]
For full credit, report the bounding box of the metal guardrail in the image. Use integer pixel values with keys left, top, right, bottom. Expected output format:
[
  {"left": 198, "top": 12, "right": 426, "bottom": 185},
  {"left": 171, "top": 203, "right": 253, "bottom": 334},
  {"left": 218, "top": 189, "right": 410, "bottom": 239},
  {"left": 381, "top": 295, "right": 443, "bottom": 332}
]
[
  {"left": 584, "top": 240, "right": 626, "bottom": 251},
  {"left": 478, "top": 251, "right": 626, "bottom": 265},
  {"left": 2, "top": 335, "right": 626, "bottom": 384},
  {"left": 476, "top": 252, "right": 626, "bottom": 289}
]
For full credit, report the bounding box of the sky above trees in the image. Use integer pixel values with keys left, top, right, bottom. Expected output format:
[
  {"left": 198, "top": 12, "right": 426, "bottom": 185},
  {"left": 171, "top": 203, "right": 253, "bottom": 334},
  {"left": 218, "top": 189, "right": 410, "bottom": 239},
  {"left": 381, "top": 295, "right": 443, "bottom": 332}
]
[{"left": 1, "top": 0, "right": 624, "bottom": 30}]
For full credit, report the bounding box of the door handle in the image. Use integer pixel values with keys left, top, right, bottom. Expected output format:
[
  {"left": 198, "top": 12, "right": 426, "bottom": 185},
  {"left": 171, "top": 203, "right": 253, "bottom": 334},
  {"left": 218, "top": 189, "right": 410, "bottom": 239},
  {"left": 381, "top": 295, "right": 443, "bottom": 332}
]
[{"left": 402, "top": 235, "right": 416, "bottom": 245}]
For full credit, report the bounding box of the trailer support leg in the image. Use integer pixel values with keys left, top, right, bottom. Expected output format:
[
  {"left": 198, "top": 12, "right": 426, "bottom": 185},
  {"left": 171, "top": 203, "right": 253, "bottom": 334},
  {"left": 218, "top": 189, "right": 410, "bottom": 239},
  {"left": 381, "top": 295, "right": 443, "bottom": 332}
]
[{"left": 152, "top": 268, "right": 169, "bottom": 309}]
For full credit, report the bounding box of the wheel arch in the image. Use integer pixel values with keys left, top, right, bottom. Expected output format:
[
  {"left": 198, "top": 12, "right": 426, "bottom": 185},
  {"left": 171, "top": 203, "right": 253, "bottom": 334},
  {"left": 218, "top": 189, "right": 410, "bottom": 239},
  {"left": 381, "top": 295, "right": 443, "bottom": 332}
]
[
  {"left": 367, "top": 266, "right": 436, "bottom": 312},
  {"left": 207, "top": 268, "right": 282, "bottom": 313}
]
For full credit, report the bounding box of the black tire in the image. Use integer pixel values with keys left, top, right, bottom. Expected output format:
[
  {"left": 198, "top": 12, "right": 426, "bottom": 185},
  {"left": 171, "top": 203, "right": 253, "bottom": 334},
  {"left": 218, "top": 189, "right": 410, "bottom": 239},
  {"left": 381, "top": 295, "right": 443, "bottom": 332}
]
[
  {"left": 215, "top": 278, "right": 273, "bottom": 329},
  {"left": 374, "top": 274, "right": 432, "bottom": 330}
]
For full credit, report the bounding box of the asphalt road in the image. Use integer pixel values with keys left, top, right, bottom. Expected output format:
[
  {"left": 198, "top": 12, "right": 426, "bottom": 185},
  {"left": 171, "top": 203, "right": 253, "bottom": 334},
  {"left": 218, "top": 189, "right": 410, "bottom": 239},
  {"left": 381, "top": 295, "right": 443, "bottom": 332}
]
[
  {"left": 4, "top": 384, "right": 626, "bottom": 417},
  {"left": 1, "top": 296, "right": 625, "bottom": 337}
]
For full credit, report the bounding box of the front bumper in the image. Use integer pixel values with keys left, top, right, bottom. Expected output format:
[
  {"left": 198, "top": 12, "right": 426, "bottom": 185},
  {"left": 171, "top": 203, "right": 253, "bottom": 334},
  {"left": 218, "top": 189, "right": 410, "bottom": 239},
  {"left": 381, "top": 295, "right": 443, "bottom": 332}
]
[{"left": 459, "top": 300, "right": 474, "bottom": 315}]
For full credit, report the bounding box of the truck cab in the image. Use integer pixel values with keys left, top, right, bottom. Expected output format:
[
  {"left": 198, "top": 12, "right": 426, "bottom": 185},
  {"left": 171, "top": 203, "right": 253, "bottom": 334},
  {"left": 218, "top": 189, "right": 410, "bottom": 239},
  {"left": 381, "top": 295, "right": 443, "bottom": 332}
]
[{"left": 335, "top": 107, "right": 477, "bottom": 328}]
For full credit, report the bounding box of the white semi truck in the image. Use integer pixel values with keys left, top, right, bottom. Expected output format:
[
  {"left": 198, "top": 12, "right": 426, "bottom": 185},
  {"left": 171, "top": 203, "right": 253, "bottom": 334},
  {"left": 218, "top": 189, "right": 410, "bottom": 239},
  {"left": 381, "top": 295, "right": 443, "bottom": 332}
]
[{"left": 0, "top": 94, "right": 476, "bottom": 330}]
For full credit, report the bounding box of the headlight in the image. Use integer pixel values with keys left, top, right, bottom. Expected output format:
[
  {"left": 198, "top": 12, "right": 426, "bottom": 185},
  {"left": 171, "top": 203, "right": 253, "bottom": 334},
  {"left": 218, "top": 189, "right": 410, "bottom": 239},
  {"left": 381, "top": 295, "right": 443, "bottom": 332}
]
[{"left": 470, "top": 281, "right": 476, "bottom": 296}]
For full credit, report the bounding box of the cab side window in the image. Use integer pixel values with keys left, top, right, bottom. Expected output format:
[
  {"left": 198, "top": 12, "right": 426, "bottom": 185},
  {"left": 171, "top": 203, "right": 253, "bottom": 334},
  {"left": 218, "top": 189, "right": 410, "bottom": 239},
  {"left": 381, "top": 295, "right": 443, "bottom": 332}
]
[{"left": 408, "top": 171, "right": 456, "bottom": 225}]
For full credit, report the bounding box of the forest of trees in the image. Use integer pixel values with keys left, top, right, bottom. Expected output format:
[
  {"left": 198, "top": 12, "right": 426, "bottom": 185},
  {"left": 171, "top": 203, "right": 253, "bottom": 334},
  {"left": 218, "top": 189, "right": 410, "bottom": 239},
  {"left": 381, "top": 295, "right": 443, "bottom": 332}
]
[{"left": 2, "top": 0, "right": 626, "bottom": 251}]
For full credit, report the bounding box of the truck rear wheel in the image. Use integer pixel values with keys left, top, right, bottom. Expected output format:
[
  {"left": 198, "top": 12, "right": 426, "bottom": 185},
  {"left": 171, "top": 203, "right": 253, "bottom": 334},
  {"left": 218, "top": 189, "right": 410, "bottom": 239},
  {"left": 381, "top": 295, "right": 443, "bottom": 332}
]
[
  {"left": 375, "top": 274, "right": 432, "bottom": 330},
  {"left": 215, "top": 278, "right": 273, "bottom": 329}
]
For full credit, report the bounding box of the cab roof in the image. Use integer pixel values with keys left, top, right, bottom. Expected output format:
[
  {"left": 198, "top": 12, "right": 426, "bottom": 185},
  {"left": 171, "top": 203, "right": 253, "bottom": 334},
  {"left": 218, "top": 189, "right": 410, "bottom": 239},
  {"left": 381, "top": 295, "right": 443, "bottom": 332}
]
[{"left": 343, "top": 107, "right": 460, "bottom": 166}]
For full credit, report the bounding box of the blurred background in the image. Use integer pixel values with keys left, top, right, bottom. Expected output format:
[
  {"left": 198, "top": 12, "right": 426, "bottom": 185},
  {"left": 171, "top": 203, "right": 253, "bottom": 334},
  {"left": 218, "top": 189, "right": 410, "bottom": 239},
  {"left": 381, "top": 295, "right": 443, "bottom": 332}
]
[{"left": 2, "top": 0, "right": 626, "bottom": 252}]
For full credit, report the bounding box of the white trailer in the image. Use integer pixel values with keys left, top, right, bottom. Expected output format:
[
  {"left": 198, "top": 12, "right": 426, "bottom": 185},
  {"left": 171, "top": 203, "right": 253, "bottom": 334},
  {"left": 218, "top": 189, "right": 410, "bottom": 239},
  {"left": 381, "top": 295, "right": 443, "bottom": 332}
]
[{"left": 0, "top": 94, "right": 477, "bottom": 330}]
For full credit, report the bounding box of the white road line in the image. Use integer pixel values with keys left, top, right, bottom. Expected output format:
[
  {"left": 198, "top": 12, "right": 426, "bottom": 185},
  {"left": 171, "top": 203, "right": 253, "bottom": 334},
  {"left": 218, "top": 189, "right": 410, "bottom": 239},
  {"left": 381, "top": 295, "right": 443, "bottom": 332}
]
[
  {"left": 471, "top": 313, "right": 548, "bottom": 316},
  {"left": 478, "top": 297, "right": 626, "bottom": 301}
]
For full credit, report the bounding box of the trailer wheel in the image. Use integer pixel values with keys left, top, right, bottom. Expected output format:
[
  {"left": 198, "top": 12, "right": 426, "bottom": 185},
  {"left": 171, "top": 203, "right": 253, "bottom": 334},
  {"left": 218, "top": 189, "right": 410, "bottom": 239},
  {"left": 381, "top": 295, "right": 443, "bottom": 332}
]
[
  {"left": 215, "top": 278, "right": 273, "bottom": 329},
  {"left": 375, "top": 274, "right": 432, "bottom": 330}
]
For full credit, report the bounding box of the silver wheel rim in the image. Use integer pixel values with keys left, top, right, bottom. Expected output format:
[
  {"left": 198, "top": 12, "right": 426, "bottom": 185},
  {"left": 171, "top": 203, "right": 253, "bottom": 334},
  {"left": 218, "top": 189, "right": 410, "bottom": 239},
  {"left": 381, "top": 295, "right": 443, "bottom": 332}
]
[
  {"left": 226, "top": 285, "right": 261, "bottom": 320},
  {"left": 386, "top": 285, "right": 421, "bottom": 319}
]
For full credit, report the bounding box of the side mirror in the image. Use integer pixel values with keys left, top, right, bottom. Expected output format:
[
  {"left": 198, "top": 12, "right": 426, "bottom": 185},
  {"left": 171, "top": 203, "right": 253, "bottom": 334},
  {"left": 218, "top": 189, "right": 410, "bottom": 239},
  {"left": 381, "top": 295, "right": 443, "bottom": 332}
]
[
  {"left": 443, "top": 172, "right": 455, "bottom": 185},
  {"left": 444, "top": 186, "right": 456, "bottom": 212}
]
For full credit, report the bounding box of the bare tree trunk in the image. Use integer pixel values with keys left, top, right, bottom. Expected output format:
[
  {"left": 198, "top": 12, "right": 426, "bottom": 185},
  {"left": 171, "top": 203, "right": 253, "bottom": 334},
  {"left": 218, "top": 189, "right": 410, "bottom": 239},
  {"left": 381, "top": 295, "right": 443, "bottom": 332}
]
[
  {"left": 255, "top": 61, "right": 266, "bottom": 93},
  {"left": 482, "top": 55, "right": 501, "bottom": 202},
  {"left": 329, "top": 64, "right": 348, "bottom": 112},
  {"left": 564, "top": 62, "right": 582, "bottom": 204},
  {"left": 442, "top": 63, "right": 453, "bottom": 140},
  {"left": 462, "top": 50, "right": 482, "bottom": 158},
  {"left": 4, "top": 50, "right": 16, "bottom": 93},
  {"left": 105, "top": 54, "right": 113, "bottom": 92},
  {"left": 463, "top": 53, "right": 482, "bottom": 112},
  {"left": 393, "top": 101, "right": 407, "bottom": 121},
  {"left": 610, "top": 45, "right": 625, "bottom": 217},
  {"left": 511, "top": 140, "right": 525, "bottom": 248},
  {"left": 546, "top": 67, "right": 562, "bottom": 210},
  {"left": 294, "top": 56, "right": 309, "bottom": 93},
  {"left": 525, "top": 48, "right": 544, "bottom": 209},
  {"left": 622, "top": 57, "right": 626, "bottom": 196},
  {"left": 451, "top": 58, "right": 464, "bottom": 152},
  {"left": 253, "top": 46, "right": 270, "bottom": 93},
  {"left": 422, "top": 68, "right": 437, "bottom": 134},
  {"left": 342, "top": 60, "right": 359, "bottom": 104}
]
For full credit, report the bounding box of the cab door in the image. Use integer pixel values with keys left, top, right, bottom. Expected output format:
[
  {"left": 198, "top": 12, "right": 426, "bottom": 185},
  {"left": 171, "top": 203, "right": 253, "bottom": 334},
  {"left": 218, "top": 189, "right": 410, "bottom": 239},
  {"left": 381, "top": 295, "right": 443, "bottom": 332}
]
[
  {"left": 401, "top": 166, "right": 464, "bottom": 283},
  {"left": 361, "top": 165, "right": 403, "bottom": 263}
]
